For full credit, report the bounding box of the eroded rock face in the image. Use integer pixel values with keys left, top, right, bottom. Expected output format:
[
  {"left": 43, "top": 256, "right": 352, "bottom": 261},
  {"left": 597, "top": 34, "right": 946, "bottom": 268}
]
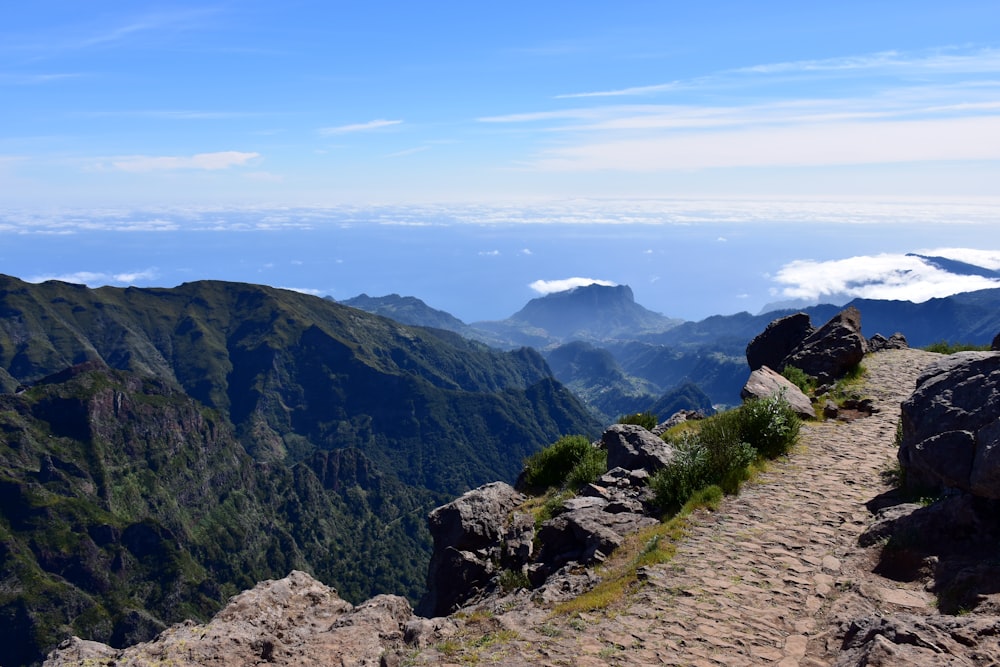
[
  {"left": 784, "top": 307, "right": 867, "bottom": 383},
  {"left": 867, "top": 332, "right": 908, "bottom": 352},
  {"left": 44, "top": 571, "right": 416, "bottom": 667},
  {"left": 603, "top": 423, "right": 675, "bottom": 472},
  {"left": 836, "top": 613, "right": 1000, "bottom": 667},
  {"left": 535, "top": 507, "right": 658, "bottom": 571},
  {"left": 898, "top": 351, "right": 1000, "bottom": 499},
  {"left": 420, "top": 482, "right": 525, "bottom": 617},
  {"left": 746, "top": 312, "right": 814, "bottom": 372},
  {"left": 741, "top": 365, "right": 815, "bottom": 419}
]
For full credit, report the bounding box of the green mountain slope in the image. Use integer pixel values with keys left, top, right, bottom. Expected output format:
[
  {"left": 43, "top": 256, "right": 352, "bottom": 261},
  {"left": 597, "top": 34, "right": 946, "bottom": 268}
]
[{"left": 0, "top": 275, "right": 600, "bottom": 665}]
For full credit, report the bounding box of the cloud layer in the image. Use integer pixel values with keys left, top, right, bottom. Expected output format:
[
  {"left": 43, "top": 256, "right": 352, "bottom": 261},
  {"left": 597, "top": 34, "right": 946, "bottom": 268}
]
[
  {"left": 772, "top": 249, "right": 1000, "bottom": 304},
  {"left": 112, "top": 151, "right": 260, "bottom": 172}
]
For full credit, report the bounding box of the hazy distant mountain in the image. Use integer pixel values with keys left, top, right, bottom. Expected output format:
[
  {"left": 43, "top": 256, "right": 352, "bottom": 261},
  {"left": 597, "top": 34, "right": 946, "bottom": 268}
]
[
  {"left": 473, "top": 283, "right": 683, "bottom": 346},
  {"left": 906, "top": 253, "right": 1000, "bottom": 279},
  {"left": 0, "top": 275, "right": 599, "bottom": 664},
  {"left": 340, "top": 293, "right": 469, "bottom": 333}
]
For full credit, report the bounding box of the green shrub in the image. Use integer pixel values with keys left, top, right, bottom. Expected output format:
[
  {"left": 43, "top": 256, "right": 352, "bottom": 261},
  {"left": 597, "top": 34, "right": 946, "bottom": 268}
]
[
  {"left": 651, "top": 395, "right": 799, "bottom": 513},
  {"left": 566, "top": 447, "right": 608, "bottom": 489},
  {"left": 781, "top": 365, "right": 815, "bottom": 393},
  {"left": 922, "top": 341, "right": 991, "bottom": 354},
  {"left": 522, "top": 435, "right": 599, "bottom": 490},
  {"left": 738, "top": 394, "right": 800, "bottom": 459},
  {"left": 651, "top": 426, "right": 755, "bottom": 512},
  {"left": 617, "top": 411, "right": 658, "bottom": 431}
]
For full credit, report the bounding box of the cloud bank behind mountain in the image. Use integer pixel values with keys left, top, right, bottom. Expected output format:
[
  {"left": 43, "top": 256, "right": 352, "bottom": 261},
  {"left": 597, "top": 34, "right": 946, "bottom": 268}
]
[{"left": 772, "top": 248, "right": 1000, "bottom": 305}]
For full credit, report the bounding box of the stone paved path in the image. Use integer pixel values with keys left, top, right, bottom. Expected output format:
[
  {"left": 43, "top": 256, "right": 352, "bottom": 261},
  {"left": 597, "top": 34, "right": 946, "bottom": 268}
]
[{"left": 413, "top": 348, "right": 941, "bottom": 666}]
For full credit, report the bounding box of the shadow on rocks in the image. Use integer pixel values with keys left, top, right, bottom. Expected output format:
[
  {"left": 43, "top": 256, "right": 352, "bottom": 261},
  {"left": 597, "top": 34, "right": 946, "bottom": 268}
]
[{"left": 860, "top": 493, "right": 1000, "bottom": 614}]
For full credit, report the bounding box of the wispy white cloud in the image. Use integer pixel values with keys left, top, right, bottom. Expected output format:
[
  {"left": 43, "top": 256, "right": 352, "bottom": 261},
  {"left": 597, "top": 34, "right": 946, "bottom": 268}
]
[
  {"left": 557, "top": 48, "right": 1000, "bottom": 99},
  {"left": 278, "top": 286, "right": 326, "bottom": 296},
  {"left": 529, "top": 277, "right": 617, "bottom": 295},
  {"left": 531, "top": 116, "right": 1000, "bottom": 171},
  {"left": 479, "top": 249, "right": 500, "bottom": 256},
  {"left": 319, "top": 119, "right": 402, "bottom": 135},
  {"left": 26, "top": 269, "right": 156, "bottom": 285},
  {"left": 772, "top": 249, "right": 1000, "bottom": 304},
  {"left": 0, "top": 72, "right": 87, "bottom": 85},
  {"left": 387, "top": 146, "right": 430, "bottom": 158},
  {"left": 110, "top": 151, "right": 260, "bottom": 172},
  {"left": 484, "top": 45, "right": 1000, "bottom": 175},
  {"left": 555, "top": 82, "right": 680, "bottom": 99},
  {"left": 5, "top": 8, "right": 219, "bottom": 56}
]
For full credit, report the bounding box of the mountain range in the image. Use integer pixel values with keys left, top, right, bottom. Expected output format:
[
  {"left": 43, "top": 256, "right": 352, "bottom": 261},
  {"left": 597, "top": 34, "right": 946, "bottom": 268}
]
[
  {"left": 0, "top": 275, "right": 600, "bottom": 666},
  {"left": 4, "top": 273, "right": 1000, "bottom": 665},
  {"left": 343, "top": 282, "right": 1000, "bottom": 417}
]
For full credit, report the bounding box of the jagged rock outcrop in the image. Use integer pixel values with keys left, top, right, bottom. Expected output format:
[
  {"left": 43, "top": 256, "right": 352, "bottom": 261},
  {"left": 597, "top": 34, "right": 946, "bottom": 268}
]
[
  {"left": 867, "top": 332, "right": 908, "bottom": 352},
  {"left": 741, "top": 365, "right": 815, "bottom": 419},
  {"left": 784, "top": 306, "right": 867, "bottom": 382},
  {"left": 420, "top": 423, "right": 674, "bottom": 615},
  {"left": 897, "top": 351, "right": 1000, "bottom": 499},
  {"left": 44, "top": 571, "right": 418, "bottom": 667},
  {"left": 836, "top": 613, "right": 1000, "bottom": 667},
  {"left": 745, "top": 307, "right": 868, "bottom": 385},
  {"left": 603, "top": 423, "right": 675, "bottom": 472},
  {"left": 420, "top": 482, "right": 525, "bottom": 617},
  {"left": 993, "top": 331, "right": 1000, "bottom": 351},
  {"left": 652, "top": 409, "right": 706, "bottom": 435},
  {"left": 534, "top": 507, "right": 658, "bottom": 572},
  {"left": 746, "top": 312, "right": 814, "bottom": 372}
]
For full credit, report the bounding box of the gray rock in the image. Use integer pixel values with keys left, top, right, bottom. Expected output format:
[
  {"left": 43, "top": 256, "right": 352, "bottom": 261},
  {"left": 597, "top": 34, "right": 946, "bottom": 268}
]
[
  {"left": 784, "top": 306, "right": 867, "bottom": 382},
  {"left": 44, "top": 572, "right": 412, "bottom": 667},
  {"left": 426, "top": 482, "right": 524, "bottom": 552},
  {"left": 746, "top": 312, "right": 814, "bottom": 372},
  {"left": 653, "top": 409, "right": 706, "bottom": 435},
  {"left": 868, "top": 332, "right": 909, "bottom": 351},
  {"left": 740, "top": 365, "right": 815, "bottom": 420},
  {"left": 898, "top": 351, "right": 1000, "bottom": 499},
  {"left": 536, "top": 507, "right": 658, "bottom": 568},
  {"left": 403, "top": 617, "right": 460, "bottom": 648},
  {"left": 602, "top": 423, "right": 675, "bottom": 472},
  {"left": 836, "top": 613, "right": 1000, "bottom": 667},
  {"left": 562, "top": 496, "right": 609, "bottom": 512},
  {"left": 421, "top": 482, "right": 524, "bottom": 616},
  {"left": 501, "top": 512, "right": 535, "bottom": 566}
]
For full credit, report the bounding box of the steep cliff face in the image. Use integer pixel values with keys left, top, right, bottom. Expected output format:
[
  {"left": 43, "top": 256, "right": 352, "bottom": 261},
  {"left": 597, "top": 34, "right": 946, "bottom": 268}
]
[{"left": 0, "top": 363, "right": 440, "bottom": 666}]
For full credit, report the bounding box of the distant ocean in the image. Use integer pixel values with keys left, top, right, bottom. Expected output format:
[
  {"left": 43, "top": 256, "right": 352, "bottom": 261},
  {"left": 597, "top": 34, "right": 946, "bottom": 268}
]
[{"left": 0, "top": 206, "right": 993, "bottom": 323}]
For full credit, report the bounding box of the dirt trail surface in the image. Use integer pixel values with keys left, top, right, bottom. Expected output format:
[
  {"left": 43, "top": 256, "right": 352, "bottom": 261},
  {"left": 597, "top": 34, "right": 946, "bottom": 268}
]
[{"left": 415, "top": 348, "right": 942, "bottom": 666}]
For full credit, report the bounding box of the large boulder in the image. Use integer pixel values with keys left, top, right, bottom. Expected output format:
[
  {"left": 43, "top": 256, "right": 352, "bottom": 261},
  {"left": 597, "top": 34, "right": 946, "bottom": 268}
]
[
  {"left": 420, "top": 482, "right": 524, "bottom": 616},
  {"left": 741, "top": 366, "right": 815, "bottom": 420},
  {"left": 784, "top": 306, "right": 867, "bottom": 382},
  {"left": 602, "top": 424, "right": 675, "bottom": 472},
  {"left": 746, "top": 312, "right": 814, "bottom": 372},
  {"left": 898, "top": 351, "right": 1000, "bottom": 499},
  {"left": 534, "top": 507, "right": 658, "bottom": 571}
]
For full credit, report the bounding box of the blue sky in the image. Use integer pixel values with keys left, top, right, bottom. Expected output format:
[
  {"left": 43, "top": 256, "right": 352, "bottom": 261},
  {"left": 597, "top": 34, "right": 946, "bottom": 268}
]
[{"left": 2, "top": 2, "right": 1000, "bottom": 320}]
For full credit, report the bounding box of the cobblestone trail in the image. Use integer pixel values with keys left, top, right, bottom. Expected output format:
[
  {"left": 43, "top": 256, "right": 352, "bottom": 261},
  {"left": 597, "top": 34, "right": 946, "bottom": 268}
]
[{"left": 423, "top": 348, "right": 940, "bottom": 666}]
